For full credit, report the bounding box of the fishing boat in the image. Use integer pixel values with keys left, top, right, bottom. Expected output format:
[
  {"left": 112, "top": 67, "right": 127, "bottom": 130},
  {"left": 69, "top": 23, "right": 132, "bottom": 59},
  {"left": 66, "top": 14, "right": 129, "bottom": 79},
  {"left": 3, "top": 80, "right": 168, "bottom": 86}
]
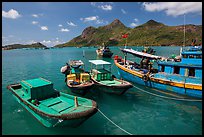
[
  {"left": 114, "top": 46, "right": 202, "bottom": 99},
  {"left": 96, "top": 45, "right": 113, "bottom": 58},
  {"left": 7, "top": 77, "right": 98, "bottom": 127},
  {"left": 62, "top": 60, "right": 94, "bottom": 95},
  {"left": 89, "top": 60, "right": 133, "bottom": 95}
]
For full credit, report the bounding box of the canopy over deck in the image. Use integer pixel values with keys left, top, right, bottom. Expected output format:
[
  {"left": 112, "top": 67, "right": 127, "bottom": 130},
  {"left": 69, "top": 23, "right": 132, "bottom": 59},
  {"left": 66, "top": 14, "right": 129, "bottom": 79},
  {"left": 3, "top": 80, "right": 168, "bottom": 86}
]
[
  {"left": 69, "top": 60, "right": 84, "bottom": 66},
  {"left": 89, "top": 60, "right": 111, "bottom": 66},
  {"left": 121, "top": 48, "right": 162, "bottom": 60}
]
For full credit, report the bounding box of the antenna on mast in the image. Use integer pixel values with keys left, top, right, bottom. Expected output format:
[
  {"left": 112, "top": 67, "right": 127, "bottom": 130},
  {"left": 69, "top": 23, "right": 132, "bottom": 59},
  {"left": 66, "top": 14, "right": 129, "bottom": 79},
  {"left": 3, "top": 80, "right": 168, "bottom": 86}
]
[{"left": 183, "top": 13, "right": 185, "bottom": 47}]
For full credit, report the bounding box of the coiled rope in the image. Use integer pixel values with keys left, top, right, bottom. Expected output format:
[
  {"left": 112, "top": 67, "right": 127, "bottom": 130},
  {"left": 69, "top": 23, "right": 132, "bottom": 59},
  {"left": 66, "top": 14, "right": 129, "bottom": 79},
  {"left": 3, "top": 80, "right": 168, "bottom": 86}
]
[
  {"left": 132, "top": 85, "right": 202, "bottom": 102},
  {"left": 80, "top": 104, "right": 133, "bottom": 135}
]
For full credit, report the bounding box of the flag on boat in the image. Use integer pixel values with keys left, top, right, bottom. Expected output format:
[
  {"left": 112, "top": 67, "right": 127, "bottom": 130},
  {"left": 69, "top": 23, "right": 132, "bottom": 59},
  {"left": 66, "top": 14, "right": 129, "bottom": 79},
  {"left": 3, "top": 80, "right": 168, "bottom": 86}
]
[
  {"left": 191, "top": 39, "right": 197, "bottom": 46},
  {"left": 122, "top": 34, "right": 128, "bottom": 38}
]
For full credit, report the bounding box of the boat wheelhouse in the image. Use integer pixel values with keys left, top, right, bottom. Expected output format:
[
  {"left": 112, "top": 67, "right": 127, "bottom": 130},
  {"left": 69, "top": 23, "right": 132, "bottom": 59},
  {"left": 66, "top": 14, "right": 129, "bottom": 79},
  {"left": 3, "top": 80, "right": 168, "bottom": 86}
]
[{"left": 89, "top": 60, "right": 133, "bottom": 95}]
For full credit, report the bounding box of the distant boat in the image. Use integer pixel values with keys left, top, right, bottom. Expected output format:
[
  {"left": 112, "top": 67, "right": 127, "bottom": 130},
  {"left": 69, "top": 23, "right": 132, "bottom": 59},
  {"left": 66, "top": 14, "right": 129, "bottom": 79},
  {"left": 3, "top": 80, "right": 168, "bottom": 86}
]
[
  {"left": 7, "top": 77, "right": 98, "bottom": 127},
  {"left": 89, "top": 60, "right": 133, "bottom": 95},
  {"left": 62, "top": 60, "right": 94, "bottom": 95},
  {"left": 114, "top": 46, "right": 202, "bottom": 99},
  {"left": 96, "top": 45, "right": 113, "bottom": 58}
]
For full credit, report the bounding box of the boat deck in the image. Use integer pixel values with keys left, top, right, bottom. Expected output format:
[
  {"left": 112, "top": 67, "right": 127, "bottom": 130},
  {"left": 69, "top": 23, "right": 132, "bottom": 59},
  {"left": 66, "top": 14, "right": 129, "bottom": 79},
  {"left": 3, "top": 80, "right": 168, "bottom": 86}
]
[
  {"left": 99, "top": 80, "right": 121, "bottom": 86},
  {"left": 39, "top": 96, "right": 76, "bottom": 114}
]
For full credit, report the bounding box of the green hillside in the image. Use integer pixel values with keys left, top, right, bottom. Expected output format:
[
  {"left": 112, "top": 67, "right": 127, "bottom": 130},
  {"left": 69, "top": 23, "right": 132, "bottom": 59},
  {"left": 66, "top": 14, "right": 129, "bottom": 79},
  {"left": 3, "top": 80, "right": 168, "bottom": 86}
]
[
  {"left": 2, "top": 42, "right": 47, "bottom": 50},
  {"left": 55, "top": 19, "right": 202, "bottom": 47}
]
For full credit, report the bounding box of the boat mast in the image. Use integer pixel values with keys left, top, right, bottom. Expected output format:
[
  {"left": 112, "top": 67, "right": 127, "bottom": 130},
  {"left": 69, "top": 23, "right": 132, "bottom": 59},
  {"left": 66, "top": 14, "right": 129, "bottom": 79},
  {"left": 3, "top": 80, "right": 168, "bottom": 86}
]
[
  {"left": 183, "top": 13, "right": 185, "bottom": 47},
  {"left": 180, "top": 13, "right": 185, "bottom": 56}
]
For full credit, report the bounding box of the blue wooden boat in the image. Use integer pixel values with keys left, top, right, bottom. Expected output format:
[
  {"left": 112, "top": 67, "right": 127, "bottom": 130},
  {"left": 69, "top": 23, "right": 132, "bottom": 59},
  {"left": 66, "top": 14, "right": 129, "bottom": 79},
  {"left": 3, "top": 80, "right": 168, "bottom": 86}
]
[
  {"left": 114, "top": 46, "right": 202, "bottom": 99},
  {"left": 7, "top": 77, "right": 97, "bottom": 127}
]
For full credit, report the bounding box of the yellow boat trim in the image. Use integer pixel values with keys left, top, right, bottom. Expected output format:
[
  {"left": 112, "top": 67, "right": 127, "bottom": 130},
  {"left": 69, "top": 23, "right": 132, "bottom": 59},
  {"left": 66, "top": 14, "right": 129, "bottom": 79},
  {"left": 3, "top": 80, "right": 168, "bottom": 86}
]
[
  {"left": 115, "top": 61, "right": 202, "bottom": 91},
  {"left": 185, "top": 83, "right": 202, "bottom": 90}
]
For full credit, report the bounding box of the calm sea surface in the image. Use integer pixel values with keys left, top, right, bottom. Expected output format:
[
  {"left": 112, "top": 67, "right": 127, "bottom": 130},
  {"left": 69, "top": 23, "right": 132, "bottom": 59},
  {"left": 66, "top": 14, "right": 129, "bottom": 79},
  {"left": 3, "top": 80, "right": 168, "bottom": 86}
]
[{"left": 2, "top": 46, "right": 202, "bottom": 135}]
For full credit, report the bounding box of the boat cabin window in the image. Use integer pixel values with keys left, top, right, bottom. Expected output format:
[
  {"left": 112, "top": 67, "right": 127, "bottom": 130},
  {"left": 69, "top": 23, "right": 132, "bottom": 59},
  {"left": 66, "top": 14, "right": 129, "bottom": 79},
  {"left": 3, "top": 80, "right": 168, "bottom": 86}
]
[
  {"left": 189, "top": 55, "right": 194, "bottom": 58},
  {"left": 161, "top": 65, "right": 165, "bottom": 72},
  {"left": 188, "top": 68, "right": 195, "bottom": 77},
  {"left": 196, "top": 55, "right": 202, "bottom": 59},
  {"left": 182, "top": 54, "right": 188, "bottom": 58},
  {"left": 173, "top": 66, "right": 180, "bottom": 74}
]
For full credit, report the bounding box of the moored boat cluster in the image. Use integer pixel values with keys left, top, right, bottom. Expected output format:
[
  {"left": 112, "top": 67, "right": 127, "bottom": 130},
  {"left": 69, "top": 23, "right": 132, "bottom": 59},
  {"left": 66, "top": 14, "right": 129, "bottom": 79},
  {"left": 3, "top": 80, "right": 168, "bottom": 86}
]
[{"left": 7, "top": 45, "right": 202, "bottom": 128}]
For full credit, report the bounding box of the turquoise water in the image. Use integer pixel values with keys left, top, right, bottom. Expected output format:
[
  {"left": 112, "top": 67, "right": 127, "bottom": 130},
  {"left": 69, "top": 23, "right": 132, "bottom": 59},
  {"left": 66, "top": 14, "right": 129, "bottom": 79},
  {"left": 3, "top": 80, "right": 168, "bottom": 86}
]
[{"left": 2, "top": 46, "right": 202, "bottom": 135}]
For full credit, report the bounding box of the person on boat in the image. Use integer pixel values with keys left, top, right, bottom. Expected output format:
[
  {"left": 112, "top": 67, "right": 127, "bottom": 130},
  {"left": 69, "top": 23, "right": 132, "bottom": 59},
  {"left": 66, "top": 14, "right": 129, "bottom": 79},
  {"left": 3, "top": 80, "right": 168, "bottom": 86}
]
[
  {"left": 143, "top": 58, "right": 150, "bottom": 69},
  {"left": 133, "top": 62, "right": 139, "bottom": 69},
  {"left": 140, "top": 57, "right": 144, "bottom": 68}
]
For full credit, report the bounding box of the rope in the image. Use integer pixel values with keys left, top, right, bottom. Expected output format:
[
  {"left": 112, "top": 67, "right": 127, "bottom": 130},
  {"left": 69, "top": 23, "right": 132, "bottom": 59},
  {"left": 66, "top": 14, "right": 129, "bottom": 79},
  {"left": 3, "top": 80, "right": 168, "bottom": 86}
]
[
  {"left": 97, "top": 108, "right": 133, "bottom": 135},
  {"left": 132, "top": 85, "right": 202, "bottom": 102},
  {"left": 80, "top": 104, "right": 133, "bottom": 135}
]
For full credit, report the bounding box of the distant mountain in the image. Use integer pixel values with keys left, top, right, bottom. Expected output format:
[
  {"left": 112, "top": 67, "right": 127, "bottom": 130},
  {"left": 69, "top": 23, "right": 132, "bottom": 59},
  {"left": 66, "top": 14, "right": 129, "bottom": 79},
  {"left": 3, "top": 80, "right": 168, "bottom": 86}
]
[
  {"left": 2, "top": 42, "right": 47, "bottom": 50},
  {"left": 55, "top": 19, "right": 202, "bottom": 47},
  {"left": 55, "top": 19, "right": 131, "bottom": 47}
]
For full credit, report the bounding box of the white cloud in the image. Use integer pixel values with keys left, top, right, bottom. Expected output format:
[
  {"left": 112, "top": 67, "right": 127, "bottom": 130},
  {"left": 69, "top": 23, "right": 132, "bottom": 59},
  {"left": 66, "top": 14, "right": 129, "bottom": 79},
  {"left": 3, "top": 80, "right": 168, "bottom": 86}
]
[
  {"left": 32, "top": 21, "right": 38, "bottom": 25},
  {"left": 81, "top": 16, "right": 108, "bottom": 25},
  {"left": 52, "top": 40, "right": 64, "bottom": 45},
  {"left": 41, "top": 26, "right": 48, "bottom": 30},
  {"left": 2, "top": 9, "right": 21, "bottom": 19},
  {"left": 91, "top": 2, "right": 96, "bottom": 6},
  {"left": 96, "top": 19, "right": 108, "bottom": 25},
  {"left": 99, "top": 5, "right": 112, "bottom": 11},
  {"left": 91, "top": 2, "right": 113, "bottom": 11},
  {"left": 142, "top": 2, "right": 202, "bottom": 17},
  {"left": 32, "top": 13, "right": 43, "bottom": 18},
  {"left": 40, "top": 39, "right": 65, "bottom": 47},
  {"left": 130, "top": 18, "right": 139, "bottom": 28},
  {"left": 27, "top": 40, "right": 37, "bottom": 44},
  {"left": 59, "top": 28, "right": 70, "bottom": 32},
  {"left": 81, "top": 16, "right": 99, "bottom": 22},
  {"left": 134, "top": 18, "right": 139, "bottom": 22},
  {"left": 32, "top": 14, "right": 39, "bottom": 18},
  {"left": 58, "top": 24, "right": 63, "bottom": 27},
  {"left": 42, "top": 40, "right": 51, "bottom": 44},
  {"left": 67, "top": 21, "right": 77, "bottom": 26},
  {"left": 121, "top": 9, "right": 127, "bottom": 14},
  {"left": 130, "top": 23, "right": 138, "bottom": 27}
]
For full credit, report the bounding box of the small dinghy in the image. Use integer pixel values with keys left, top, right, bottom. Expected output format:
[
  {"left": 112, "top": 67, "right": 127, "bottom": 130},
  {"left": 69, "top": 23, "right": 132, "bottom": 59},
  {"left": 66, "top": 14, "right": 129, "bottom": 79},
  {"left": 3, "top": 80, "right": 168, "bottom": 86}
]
[{"left": 63, "top": 60, "right": 94, "bottom": 95}]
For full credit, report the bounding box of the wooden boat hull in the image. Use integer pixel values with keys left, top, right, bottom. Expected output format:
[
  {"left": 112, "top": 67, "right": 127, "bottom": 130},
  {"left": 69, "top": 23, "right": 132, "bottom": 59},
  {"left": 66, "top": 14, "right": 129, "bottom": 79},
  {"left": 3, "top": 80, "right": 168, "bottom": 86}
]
[
  {"left": 67, "top": 81, "right": 94, "bottom": 95},
  {"left": 114, "top": 60, "right": 202, "bottom": 98},
  {"left": 91, "top": 77, "right": 133, "bottom": 95},
  {"left": 7, "top": 83, "right": 98, "bottom": 128}
]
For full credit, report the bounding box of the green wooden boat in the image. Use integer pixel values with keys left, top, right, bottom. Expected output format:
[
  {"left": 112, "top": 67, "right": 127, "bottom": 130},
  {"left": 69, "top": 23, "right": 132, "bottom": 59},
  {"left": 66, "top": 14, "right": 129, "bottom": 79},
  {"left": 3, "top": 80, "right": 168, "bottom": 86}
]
[
  {"left": 89, "top": 60, "right": 133, "bottom": 95},
  {"left": 7, "top": 77, "right": 97, "bottom": 127}
]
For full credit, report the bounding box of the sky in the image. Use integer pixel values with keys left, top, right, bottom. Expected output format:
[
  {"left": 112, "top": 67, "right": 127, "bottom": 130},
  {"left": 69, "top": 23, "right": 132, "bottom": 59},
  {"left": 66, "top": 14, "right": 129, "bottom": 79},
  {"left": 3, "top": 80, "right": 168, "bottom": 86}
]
[{"left": 2, "top": 2, "right": 202, "bottom": 47}]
